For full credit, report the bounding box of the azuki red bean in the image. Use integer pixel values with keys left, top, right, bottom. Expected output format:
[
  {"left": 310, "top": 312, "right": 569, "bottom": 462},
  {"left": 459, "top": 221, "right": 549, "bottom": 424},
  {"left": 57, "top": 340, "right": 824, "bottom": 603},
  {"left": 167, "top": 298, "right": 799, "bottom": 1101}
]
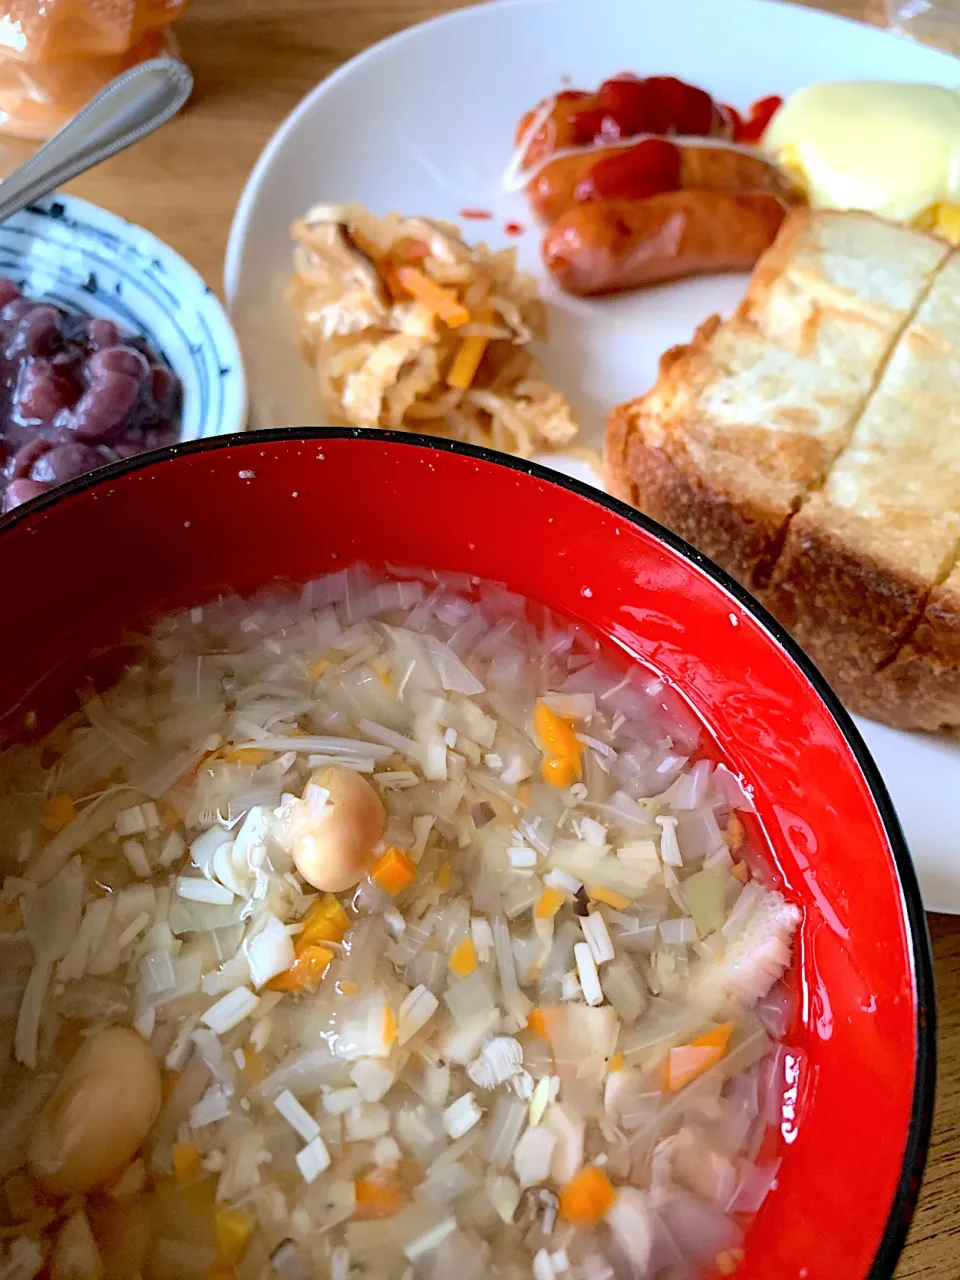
[
  {"left": 7, "top": 306, "right": 61, "bottom": 360},
  {"left": 3, "top": 479, "right": 47, "bottom": 511},
  {"left": 86, "top": 317, "right": 120, "bottom": 350},
  {"left": 1, "top": 298, "right": 33, "bottom": 325},
  {"left": 8, "top": 438, "right": 56, "bottom": 480},
  {"left": 88, "top": 346, "right": 149, "bottom": 380},
  {"left": 69, "top": 372, "right": 140, "bottom": 440},
  {"left": 15, "top": 361, "right": 74, "bottom": 423},
  {"left": 30, "top": 443, "right": 106, "bottom": 485}
]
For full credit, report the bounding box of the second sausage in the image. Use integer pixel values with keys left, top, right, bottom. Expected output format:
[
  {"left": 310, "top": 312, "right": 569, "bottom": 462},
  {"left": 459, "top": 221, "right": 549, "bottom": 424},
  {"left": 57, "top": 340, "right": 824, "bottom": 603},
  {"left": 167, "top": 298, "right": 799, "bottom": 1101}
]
[
  {"left": 528, "top": 140, "right": 797, "bottom": 224},
  {"left": 542, "top": 192, "right": 788, "bottom": 296}
]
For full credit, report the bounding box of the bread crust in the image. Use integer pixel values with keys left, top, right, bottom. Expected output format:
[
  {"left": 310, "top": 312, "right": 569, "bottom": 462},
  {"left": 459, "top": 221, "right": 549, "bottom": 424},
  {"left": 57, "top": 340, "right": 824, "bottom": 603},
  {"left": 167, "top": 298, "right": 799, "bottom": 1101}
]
[
  {"left": 605, "top": 209, "right": 960, "bottom": 732},
  {"left": 867, "top": 575, "right": 960, "bottom": 731},
  {"left": 760, "top": 506, "right": 930, "bottom": 699},
  {"left": 606, "top": 397, "right": 796, "bottom": 589}
]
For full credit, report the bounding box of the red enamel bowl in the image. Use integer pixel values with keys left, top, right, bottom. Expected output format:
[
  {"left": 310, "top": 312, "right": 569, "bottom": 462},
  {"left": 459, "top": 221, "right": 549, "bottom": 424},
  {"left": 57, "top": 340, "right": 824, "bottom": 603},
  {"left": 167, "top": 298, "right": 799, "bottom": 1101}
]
[{"left": 0, "top": 429, "right": 933, "bottom": 1278}]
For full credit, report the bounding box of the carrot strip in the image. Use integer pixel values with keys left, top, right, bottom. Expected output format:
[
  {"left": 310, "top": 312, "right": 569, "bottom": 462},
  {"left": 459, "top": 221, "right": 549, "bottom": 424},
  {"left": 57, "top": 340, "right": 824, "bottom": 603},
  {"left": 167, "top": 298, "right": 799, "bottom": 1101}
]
[{"left": 394, "top": 266, "right": 470, "bottom": 327}]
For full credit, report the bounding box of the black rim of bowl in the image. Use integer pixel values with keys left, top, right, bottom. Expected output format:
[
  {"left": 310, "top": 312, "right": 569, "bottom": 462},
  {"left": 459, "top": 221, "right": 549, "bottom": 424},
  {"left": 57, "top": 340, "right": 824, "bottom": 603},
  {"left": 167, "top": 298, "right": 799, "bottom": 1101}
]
[{"left": 0, "top": 426, "right": 937, "bottom": 1278}]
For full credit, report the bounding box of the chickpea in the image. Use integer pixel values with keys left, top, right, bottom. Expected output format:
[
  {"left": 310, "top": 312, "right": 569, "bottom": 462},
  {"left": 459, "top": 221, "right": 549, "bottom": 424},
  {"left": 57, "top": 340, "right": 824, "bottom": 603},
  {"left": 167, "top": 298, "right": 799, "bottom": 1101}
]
[
  {"left": 292, "top": 765, "right": 386, "bottom": 892},
  {"left": 29, "top": 1026, "right": 162, "bottom": 1196}
]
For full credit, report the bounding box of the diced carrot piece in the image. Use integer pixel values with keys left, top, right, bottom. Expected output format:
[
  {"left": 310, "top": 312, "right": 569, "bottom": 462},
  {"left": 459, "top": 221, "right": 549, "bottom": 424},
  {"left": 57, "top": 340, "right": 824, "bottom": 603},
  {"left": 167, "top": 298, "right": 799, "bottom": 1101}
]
[
  {"left": 339, "top": 980, "right": 359, "bottom": 997},
  {"left": 308, "top": 658, "right": 331, "bottom": 680},
  {"left": 534, "top": 702, "right": 582, "bottom": 770},
  {"left": 559, "top": 1166, "right": 617, "bottom": 1227},
  {"left": 725, "top": 815, "right": 745, "bottom": 852},
  {"left": 664, "top": 1043, "right": 726, "bottom": 1093},
  {"left": 526, "top": 1005, "right": 562, "bottom": 1041},
  {"left": 541, "top": 755, "right": 577, "bottom": 789},
  {"left": 526, "top": 1007, "right": 548, "bottom": 1038},
  {"left": 354, "top": 1176, "right": 407, "bottom": 1220},
  {"left": 221, "top": 747, "right": 271, "bottom": 766},
  {"left": 0, "top": 899, "right": 23, "bottom": 933},
  {"left": 588, "top": 886, "right": 630, "bottom": 910},
  {"left": 535, "top": 887, "right": 566, "bottom": 919},
  {"left": 371, "top": 847, "right": 417, "bottom": 896},
  {"left": 449, "top": 937, "right": 478, "bottom": 977},
  {"left": 394, "top": 266, "right": 470, "bottom": 328},
  {"left": 435, "top": 862, "right": 453, "bottom": 891},
  {"left": 690, "top": 1021, "right": 735, "bottom": 1053},
  {"left": 173, "top": 1141, "right": 202, "bottom": 1185},
  {"left": 731, "top": 860, "right": 750, "bottom": 883},
  {"left": 382, "top": 1004, "right": 398, "bottom": 1048},
  {"left": 41, "top": 793, "right": 75, "bottom": 832},
  {"left": 267, "top": 944, "right": 334, "bottom": 993},
  {"left": 607, "top": 1051, "right": 625, "bottom": 1073},
  {"left": 215, "top": 1208, "right": 253, "bottom": 1264},
  {"left": 300, "top": 895, "right": 350, "bottom": 946}
]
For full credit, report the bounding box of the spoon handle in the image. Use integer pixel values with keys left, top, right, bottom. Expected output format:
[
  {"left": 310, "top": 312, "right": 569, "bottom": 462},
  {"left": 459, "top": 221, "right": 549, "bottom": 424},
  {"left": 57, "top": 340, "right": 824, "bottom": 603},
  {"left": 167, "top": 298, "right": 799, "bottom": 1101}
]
[{"left": 0, "top": 58, "right": 194, "bottom": 225}]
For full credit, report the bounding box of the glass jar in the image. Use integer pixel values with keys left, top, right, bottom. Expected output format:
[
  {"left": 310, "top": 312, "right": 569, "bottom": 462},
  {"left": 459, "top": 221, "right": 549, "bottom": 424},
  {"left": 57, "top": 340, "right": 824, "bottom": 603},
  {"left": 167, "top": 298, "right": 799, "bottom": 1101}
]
[{"left": 0, "top": 0, "right": 188, "bottom": 140}]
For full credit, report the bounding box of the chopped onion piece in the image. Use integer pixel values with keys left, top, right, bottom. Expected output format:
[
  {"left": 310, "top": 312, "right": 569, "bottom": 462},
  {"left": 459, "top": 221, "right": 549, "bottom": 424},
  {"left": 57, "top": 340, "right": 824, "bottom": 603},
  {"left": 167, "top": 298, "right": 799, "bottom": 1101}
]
[
  {"left": 513, "top": 1125, "right": 557, "bottom": 1188},
  {"left": 177, "top": 877, "right": 235, "bottom": 905},
  {"left": 296, "top": 1135, "right": 332, "bottom": 1183},
  {"left": 574, "top": 942, "right": 604, "bottom": 1007},
  {"left": 467, "top": 1036, "right": 523, "bottom": 1089},
  {"left": 443, "top": 1092, "right": 483, "bottom": 1139},
  {"left": 345, "top": 1102, "right": 391, "bottom": 1141},
  {"left": 244, "top": 914, "right": 296, "bottom": 989},
  {"left": 202, "top": 986, "right": 260, "bottom": 1034},
  {"left": 399, "top": 984, "right": 440, "bottom": 1044},
  {"left": 190, "top": 1085, "right": 232, "bottom": 1128},
  {"left": 581, "top": 912, "right": 615, "bottom": 965},
  {"left": 274, "top": 1089, "right": 321, "bottom": 1142},
  {"left": 350, "top": 1059, "right": 395, "bottom": 1102},
  {"left": 656, "top": 816, "right": 683, "bottom": 866}
]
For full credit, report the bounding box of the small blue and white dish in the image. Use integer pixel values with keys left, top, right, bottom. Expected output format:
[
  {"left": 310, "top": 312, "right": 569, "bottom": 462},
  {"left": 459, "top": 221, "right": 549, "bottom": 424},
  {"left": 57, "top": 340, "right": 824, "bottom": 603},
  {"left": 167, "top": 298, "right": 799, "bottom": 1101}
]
[{"left": 0, "top": 194, "right": 246, "bottom": 448}]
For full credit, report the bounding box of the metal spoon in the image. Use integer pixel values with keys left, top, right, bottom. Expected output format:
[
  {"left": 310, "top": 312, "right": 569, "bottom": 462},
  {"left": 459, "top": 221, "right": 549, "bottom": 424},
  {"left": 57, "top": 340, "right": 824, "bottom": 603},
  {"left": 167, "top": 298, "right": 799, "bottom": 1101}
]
[{"left": 0, "top": 57, "right": 194, "bottom": 225}]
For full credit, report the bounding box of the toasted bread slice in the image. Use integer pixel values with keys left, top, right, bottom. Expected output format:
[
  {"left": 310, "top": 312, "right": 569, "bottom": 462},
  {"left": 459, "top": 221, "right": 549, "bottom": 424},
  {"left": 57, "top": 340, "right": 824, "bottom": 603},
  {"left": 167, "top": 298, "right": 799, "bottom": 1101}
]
[
  {"left": 606, "top": 210, "right": 950, "bottom": 588},
  {"left": 768, "top": 251, "right": 960, "bottom": 699},
  {"left": 871, "top": 565, "right": 960, "bottom": 730}
]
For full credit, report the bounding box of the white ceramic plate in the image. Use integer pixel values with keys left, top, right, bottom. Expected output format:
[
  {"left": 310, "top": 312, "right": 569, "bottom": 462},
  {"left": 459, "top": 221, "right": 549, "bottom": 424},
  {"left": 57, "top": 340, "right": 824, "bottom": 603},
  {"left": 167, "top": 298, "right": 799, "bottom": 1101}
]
[{"left": 225, "top": 0, "right": 960, "bottom": 911}]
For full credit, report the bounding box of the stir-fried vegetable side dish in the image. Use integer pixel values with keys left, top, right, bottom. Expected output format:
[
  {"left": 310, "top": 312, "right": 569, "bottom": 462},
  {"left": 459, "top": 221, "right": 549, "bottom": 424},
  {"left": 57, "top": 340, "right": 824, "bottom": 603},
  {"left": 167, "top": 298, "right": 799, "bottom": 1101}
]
[
  {"left": 0, "top": 566, "right": 800, "bottom": 1280},
  {"left": 287, "top": 206, "right": 582, "bottom": 463}
]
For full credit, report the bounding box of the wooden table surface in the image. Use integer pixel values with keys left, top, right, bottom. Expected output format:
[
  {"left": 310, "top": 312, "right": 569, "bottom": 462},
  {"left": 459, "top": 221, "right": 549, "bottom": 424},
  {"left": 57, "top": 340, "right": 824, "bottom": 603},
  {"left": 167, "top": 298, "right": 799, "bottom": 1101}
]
[{"left": 3, "top": 0, "right": 958, "bottom": 1273}]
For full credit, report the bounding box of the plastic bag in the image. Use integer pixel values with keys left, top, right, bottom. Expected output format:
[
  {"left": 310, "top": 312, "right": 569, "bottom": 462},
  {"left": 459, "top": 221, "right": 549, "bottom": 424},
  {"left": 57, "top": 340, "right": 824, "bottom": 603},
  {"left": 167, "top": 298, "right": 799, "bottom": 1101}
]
[{"left": 0, "top": 0, "right": 188, "bottom": 139}]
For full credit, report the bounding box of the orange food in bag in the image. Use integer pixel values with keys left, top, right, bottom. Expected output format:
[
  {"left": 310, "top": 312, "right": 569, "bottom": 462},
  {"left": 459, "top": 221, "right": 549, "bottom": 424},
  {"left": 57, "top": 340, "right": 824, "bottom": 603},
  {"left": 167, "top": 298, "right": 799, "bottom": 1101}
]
[{"left": 0, "top": 0, "right": 188, "bottom": 140}]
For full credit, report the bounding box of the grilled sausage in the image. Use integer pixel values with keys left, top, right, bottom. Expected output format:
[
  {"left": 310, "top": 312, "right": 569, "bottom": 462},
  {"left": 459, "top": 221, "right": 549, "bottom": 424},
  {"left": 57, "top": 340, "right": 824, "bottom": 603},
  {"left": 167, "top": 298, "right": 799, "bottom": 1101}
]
[
  {"left": 542, "top": 192, "right": 787, "bottom": 296},
  {"left": 515, "top": 76, "right": 728, "bottom": 169},
  {"left": 528, "top": 140, "right": 797, "bottom": 224}
]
